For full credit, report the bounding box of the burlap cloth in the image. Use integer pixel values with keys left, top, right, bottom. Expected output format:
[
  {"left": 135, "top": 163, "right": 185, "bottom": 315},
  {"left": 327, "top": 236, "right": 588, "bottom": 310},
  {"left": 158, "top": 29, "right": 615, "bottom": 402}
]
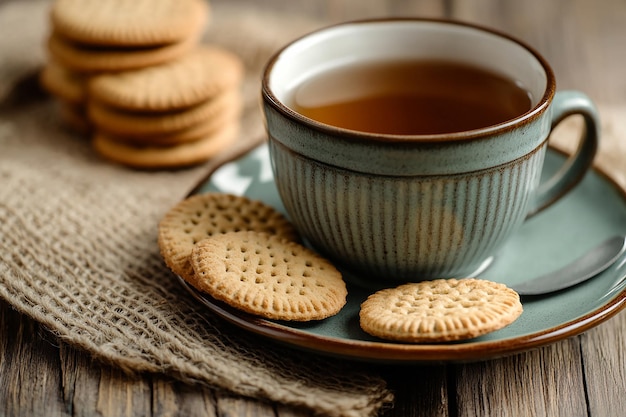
[
  {"left": 1, "top": 2, "right": 625, "bottom": 416},
  {"left": 0, "top": 2, "right": 393, "bottom": 416}
]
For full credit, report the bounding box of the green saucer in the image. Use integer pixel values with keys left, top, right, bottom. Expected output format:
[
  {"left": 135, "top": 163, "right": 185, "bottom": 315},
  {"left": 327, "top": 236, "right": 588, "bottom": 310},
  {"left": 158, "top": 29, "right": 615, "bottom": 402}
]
[{"left": 181, "top": 144, "right": 626, "bottom": 363}]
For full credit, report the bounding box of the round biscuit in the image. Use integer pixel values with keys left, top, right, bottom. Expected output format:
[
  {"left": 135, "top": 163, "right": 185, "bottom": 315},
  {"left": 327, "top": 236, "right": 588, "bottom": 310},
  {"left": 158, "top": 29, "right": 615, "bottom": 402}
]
[
  {"left": 92, "top": 121, "right": 239, "bottom": 169},
  {"left": 87, "top": 89, "right": 242, "bottom": 136},
  {"left": 97, "top": 102, "right": 241, "bottom": 145},
  {"left": 158, "top": 193, "right": 300, "bottom": 285},
  {"left": 47, "top": 33, "right": 197, "bottom": 73},
  {"left": 190, "top": 231, "right": 347, "bottom": 321},
  {"left": 88, "top": 46, "right": 244, "bottom": 111},
  {"left": 359, "top": 278, "right": 523, "bottom": 343},
  {"left": 50, "top": 0, "right": 209, "bottom": 47}
]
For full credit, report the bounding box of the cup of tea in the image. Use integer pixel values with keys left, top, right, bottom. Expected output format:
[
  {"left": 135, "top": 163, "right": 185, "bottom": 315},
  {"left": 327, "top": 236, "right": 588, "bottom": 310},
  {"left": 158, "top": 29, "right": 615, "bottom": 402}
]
[{"left": 261, "top": 19, "right": 599, "bottom": 286}]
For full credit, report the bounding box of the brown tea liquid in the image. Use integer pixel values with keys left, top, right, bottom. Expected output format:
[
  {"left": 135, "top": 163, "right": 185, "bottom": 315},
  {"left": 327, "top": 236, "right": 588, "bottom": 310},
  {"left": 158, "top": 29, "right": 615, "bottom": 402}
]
[{"left": 290, "top": 60, "right": 532, "bottom": 135}]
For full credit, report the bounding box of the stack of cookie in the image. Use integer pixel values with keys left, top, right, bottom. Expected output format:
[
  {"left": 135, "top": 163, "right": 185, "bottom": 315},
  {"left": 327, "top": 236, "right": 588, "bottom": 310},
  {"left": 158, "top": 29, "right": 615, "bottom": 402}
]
[
  {"left": 47, "top": 0, "right": 207, "bottom": 73},
  {"left": 41, "top": 0, "right": 209, "bottom": 134},
  {"left": 39, "top": 0, "right": 245, "bottom": 169},
  {"left": 88, "top": 46, "right": 243, "bottom": 169}
]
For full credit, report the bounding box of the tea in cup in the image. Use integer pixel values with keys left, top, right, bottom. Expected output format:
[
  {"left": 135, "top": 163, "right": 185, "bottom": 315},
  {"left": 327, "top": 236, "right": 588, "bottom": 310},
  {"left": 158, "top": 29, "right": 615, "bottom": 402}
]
[{"left": 262, "top": 19, "right": 599, "bottom": 286}]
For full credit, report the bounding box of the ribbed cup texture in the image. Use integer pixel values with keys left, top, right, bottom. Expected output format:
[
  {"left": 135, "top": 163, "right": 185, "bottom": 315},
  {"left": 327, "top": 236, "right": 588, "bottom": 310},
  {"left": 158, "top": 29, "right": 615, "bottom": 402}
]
[{"left": 270, "top": 139, "right": 546, "bottom": 282}]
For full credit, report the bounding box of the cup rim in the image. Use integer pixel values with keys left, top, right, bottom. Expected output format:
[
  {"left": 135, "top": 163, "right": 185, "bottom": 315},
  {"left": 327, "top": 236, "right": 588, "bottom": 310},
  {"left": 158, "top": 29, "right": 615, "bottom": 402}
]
[{"left": 261, "top": 17, "right": 556, "bottom": 144}]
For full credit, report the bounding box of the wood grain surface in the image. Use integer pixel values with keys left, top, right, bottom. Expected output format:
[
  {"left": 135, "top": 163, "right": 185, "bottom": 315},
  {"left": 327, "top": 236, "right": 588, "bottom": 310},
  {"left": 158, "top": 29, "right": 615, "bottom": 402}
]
[{"left": 1, "top": 0, "right": 625, "bottom": 416}]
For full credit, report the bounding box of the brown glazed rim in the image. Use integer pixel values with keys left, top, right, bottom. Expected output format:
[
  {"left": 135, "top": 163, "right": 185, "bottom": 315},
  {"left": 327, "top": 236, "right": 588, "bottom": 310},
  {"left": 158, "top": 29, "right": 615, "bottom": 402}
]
[
  {"left": 181, "top": 277, "right": 625, "bottom": 362},
  {"left": 181, "top": 143, "right": 626, "bottom": 363},
  {"left": 261, "top": 17, "right": 556, "bottom": 144}
]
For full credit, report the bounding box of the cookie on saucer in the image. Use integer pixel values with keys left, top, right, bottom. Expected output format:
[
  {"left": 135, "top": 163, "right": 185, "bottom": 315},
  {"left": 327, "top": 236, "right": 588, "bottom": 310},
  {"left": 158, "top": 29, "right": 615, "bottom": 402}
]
[
  {"left": 359, "top": 278, "right": 523, "bottom": 342},
  {"left": 190, "top": 231, "right": 347, "bottom": 321},
  {"left": 158, "top": 193, "right": 300, "bottom": 286}
]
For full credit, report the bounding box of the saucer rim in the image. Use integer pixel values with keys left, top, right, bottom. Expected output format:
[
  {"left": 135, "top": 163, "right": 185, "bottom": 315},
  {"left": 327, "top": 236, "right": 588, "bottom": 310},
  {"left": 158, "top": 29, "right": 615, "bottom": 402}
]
[
  {"left": 177, "top": 274, "right": 625, "bottom": 363},
  {"left": 179, "top": 141, "right": 626, "bottom": 363}
]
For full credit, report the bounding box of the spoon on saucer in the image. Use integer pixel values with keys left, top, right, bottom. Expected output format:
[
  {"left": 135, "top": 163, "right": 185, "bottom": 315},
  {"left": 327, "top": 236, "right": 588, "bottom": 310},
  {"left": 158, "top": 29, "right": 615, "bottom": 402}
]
[{"left": 509, "top": 235, "right": 626, "bottom": 296}]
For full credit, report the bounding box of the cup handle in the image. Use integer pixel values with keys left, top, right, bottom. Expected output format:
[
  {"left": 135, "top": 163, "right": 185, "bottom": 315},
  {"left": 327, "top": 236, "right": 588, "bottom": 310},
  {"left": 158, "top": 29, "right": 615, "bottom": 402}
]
[{"left": 526, "top": 90, "right": 600, "bottom": 218}]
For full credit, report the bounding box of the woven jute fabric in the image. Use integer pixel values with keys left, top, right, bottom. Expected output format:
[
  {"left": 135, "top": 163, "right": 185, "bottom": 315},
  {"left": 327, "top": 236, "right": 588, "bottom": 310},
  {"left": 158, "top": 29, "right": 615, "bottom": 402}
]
[{"left": 0, "top": 2, "right": 393, "bottom": 416}]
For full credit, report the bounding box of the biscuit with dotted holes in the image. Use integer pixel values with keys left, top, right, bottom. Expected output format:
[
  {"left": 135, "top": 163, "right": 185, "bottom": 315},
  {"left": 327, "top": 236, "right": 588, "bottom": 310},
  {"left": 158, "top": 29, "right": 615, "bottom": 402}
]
[
  {"left": 190, "top": 231, "right": 347, "bottom": 321},
  {"left": 158, "top": 193, "right": 299, "bottom": 287},
  {"left": 359, "top": 278, "right": 522, "bottom": 342}
]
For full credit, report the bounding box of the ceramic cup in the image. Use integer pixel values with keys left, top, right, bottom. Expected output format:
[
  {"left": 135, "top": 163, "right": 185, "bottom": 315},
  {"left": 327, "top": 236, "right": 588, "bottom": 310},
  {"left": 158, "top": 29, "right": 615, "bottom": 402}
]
[{"left": 261, "top": 19, "right": 599, "bottom": 286}]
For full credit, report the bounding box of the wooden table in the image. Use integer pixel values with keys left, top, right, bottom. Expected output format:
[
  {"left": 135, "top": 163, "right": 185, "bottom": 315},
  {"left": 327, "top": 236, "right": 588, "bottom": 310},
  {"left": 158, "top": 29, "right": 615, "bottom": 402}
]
[{"left": 1, "top": 0, "right": 625, "bottom": 416}]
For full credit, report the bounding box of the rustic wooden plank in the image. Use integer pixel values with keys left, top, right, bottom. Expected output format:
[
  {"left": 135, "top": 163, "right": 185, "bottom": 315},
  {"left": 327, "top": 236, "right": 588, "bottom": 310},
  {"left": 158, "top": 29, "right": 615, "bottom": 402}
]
[
  {"left": 84, "top": 359, "right": 148, "bottom": 414},
  {"left": 152, "top": 378, "right": 218, "bottom": 417},
  {"left": 275, "top": 404, "right": 316, "bottom": 417},
  {"left": 449, "top": 0, "right": 626, "bottom": 104},
  {"left": 60, "top": 344, "right": 165, "bottom": 417},
  {"left": 214, "top": 391, "right": 278, "bottom": 416},
  {"left": 380, "top": 365, "right": 450, "bottom": 417},
  {"left": 449, "top": 1, "right": 626, "bottom": 416},
  {"left": 0, "top": 300, "right": 66, "bottom": 416},
  {"left": 385, "top": 0, "right": 450, "bottom": 18},
  {"left": 580, "top": 314, "right": 626, "bottom": 417},
  {"left": 234, "top": 0, "right": 329, "bottom": 20},
  {"left": 231, "top": 0, "right": 448, "bottom": 23},
  {"left": 58, "top": 345, "right": 103, "bottom": 417},
  {"left": 60, "top": 344, "right": 228, "bottom": 417},
  {"left": 454, "top": 339, "right": 588, "bottom": 417},
  {"left": 325, "top": 0, "right": 447, "bottom": 21},
  {"left": 1, "top": 300, "right": 237, "bottom": 417}
]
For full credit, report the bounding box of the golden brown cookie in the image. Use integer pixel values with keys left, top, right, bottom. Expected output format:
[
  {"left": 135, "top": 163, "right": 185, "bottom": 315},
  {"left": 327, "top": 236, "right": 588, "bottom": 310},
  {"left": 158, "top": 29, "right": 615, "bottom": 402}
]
[
  {"left": 190, "top": 231, "right": 347, "bottom": 321},
  {"left": 50, "top": 0, "right": 209, "bottom": 47},
  {"left": 47, "top": 33, "right": 197, "bottom": 73},
  {"left": 92, "top": 122, "right": 238, "bottom": 169},
  {"left": 158, "top": 193, "right": 300, "bottom": 285},
  {"left": 88, "top": 46, "right": 244, "bottom": 111},
  {"left": 39, "top": 60, "right": 88, "bottom": 104},
  {"left": 87, "top": 89, "right": 242, "bottom": 136},
  {"left": 359, "top": 278, "right": 523, "bottom": 343},
  {"left": 97, "top": 101, "right": 241, "bottom": 145}
]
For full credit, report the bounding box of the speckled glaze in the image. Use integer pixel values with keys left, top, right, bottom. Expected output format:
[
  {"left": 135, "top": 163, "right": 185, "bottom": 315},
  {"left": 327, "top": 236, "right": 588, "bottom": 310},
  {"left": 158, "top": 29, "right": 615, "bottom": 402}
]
[{"left": 262, "top": 19, "right": 599, "bottom": 284}]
